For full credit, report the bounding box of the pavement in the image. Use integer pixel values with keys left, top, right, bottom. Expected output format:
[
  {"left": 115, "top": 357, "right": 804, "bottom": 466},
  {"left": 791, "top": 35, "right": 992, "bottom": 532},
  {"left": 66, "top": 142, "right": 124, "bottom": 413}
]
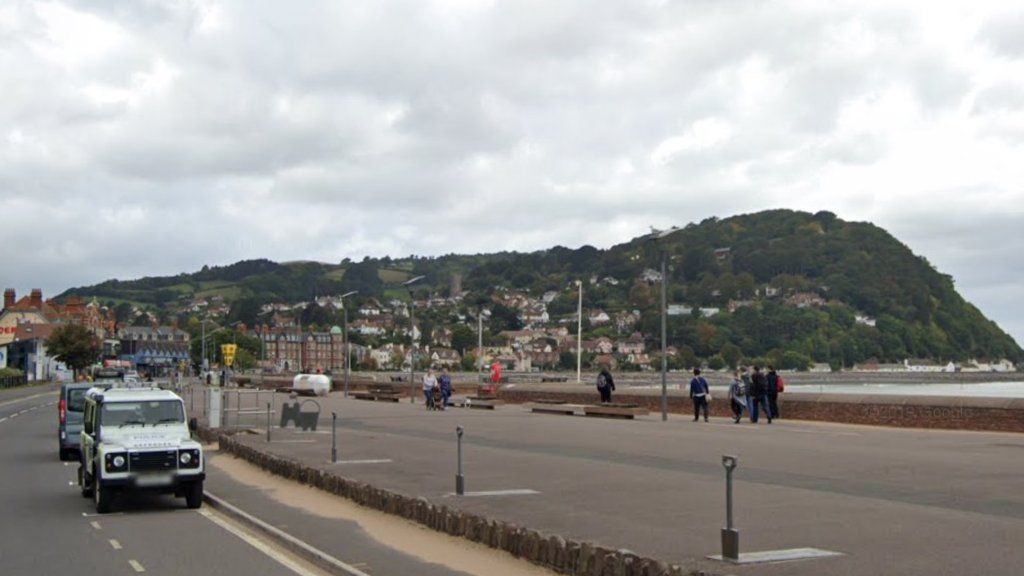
[{"left": 196, "top": 384, "right": 1024, "bottom": 576}]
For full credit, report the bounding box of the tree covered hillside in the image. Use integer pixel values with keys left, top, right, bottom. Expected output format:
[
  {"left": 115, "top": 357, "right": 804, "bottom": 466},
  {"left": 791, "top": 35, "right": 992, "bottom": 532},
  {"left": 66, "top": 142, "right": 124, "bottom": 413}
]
[{"left": 60, "top": 210, "right": 1022, "bottom": 369}]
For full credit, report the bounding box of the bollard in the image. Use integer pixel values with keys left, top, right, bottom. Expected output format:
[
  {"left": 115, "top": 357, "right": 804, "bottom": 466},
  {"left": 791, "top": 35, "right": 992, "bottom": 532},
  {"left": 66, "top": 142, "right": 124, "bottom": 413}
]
[
  {"left": 455, "top": 425, "right": 465, "bottom": 496},
  {"left": 266, "top": 402, "right": 272, "bottom": 443},
  {"left": 236, "top": 389, "right": 242, "bottom": 428},
  {"left": 721, "top": 455, "right": 739, "bottom": 561},
  {"left": 331, "top": 412, "right": 338, "bottom": 463}
]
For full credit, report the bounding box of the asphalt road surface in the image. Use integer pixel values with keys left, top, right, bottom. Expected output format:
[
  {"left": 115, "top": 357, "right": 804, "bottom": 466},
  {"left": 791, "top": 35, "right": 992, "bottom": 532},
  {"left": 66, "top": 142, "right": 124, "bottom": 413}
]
[{"left": 0, "top": 384, "right": 482, "bottom": 576}]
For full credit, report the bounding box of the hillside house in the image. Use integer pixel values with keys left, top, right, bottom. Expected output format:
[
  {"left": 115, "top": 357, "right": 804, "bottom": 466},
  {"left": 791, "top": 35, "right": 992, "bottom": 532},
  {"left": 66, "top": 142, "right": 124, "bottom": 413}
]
[{"left": 616, "top": 332, "right": 645, "bottom": 355}]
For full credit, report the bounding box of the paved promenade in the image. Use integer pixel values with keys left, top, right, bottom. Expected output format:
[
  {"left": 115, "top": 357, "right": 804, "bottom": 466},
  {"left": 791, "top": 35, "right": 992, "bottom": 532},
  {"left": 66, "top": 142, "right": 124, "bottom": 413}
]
[{"left": 201, "top": 388, "right": 1024, "bottom": 575}]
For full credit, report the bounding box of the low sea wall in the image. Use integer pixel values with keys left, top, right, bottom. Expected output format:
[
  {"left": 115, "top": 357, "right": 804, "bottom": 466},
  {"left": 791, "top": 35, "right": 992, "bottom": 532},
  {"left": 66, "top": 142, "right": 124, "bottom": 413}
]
[{"left": 497, "top": 386, "right": 1024, "bottom": 433}]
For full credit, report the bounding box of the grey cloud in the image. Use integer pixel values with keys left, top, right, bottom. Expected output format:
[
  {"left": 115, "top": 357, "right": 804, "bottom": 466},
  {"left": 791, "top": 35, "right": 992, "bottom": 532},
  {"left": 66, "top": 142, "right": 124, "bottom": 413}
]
[
  {"left": 979, "top": 11, "right": 1024, "bottom": 57},
  {"left": 2, "top": 0, "right": 1022, "bottom": 346}
]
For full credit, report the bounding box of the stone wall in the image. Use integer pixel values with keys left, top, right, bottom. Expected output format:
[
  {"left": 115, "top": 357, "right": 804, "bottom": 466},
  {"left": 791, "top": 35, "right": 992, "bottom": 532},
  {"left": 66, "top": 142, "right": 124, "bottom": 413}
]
[
  {"left": 215, "top": 433, "right": 708, "bottom": 576},
  {"left": 497, "top": 388, "right": 1024, "bottom": 433}
]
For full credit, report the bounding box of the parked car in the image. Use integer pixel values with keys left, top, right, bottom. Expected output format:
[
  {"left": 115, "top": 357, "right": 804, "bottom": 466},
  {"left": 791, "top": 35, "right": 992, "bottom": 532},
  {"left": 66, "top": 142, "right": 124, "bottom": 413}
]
[{"left": 58, "top": 382, "right": 93, "bottom": 461}]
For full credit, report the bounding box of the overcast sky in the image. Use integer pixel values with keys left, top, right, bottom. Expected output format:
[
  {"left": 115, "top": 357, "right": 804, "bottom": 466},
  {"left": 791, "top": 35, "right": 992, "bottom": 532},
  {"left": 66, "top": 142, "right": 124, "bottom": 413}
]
[{"left": 1, "top": 0, "right": 1022, "bottom": 346}]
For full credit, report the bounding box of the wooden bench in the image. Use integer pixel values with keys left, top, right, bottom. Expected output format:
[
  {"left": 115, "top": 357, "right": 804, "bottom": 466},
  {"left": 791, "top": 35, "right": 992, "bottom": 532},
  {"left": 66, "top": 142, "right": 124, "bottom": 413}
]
[
  {"left": 528, "top": 402, "right": 581, "bottom": 416},
  {"left": 353, "top": 384, "right": 404, "bottom": 402},
  {"left": 583, "top": 404, "right": 649, "bottom": 419},
  {"left": 458, "top": 396, "right": 503, "bottom": 410}
]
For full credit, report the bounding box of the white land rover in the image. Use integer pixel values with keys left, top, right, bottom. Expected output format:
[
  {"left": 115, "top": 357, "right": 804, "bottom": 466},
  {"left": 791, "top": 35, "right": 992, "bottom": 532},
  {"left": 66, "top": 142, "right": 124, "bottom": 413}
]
[{"left": 78, "top": 386, "right": 204, "bottom": 513}]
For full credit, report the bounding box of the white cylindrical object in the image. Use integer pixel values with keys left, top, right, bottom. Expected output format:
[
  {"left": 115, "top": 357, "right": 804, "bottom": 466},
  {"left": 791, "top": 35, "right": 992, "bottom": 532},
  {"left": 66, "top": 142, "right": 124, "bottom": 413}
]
[
  {"left": 293, "top": 374, "right": 332, "bottom": 396},
  {"left": 208, "top": 388, "right": 222, "bottom": 428}
]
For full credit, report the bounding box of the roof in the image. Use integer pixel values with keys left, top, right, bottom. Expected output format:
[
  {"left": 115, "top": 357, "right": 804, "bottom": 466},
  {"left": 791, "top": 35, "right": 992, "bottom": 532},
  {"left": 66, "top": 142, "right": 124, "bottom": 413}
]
[
  {"left": 14, "top": 323, "right": 57, "bottom": 341},
  {"left": 89, "top": 387, "right": 181, "bottom": 403}
]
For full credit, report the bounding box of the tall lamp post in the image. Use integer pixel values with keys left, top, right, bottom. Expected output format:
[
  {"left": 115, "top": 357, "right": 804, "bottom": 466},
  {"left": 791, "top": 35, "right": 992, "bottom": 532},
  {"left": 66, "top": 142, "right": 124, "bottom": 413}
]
[
  {"left": 576, "top": 280, "right": 583, "bottom": 384},
  {"left": 649, "top": 226, "right": 683, "bottom": 422},
  {"left": 403, "top": 275, "right": 425, "bottom": 403},
  {"left": 340, "top": 290, "right": 358, "bottom": 398}
]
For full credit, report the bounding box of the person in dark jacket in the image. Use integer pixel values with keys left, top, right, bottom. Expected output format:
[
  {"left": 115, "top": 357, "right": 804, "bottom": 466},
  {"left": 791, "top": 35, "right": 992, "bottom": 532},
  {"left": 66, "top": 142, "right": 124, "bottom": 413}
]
[
  {"left": 689, "top": 368, "right": 710, "bottom": 422},
  {"left": 749, "top": 365, "right": 772, "bottom": 424},
  {"left": 728, "top": 371, "right": 745, "bottom": 423},
  {"left": 438, "top": 368, "right": 453, "bottom": 410},
  {"left": 766, "top": 365, "right": 780, "bottom": 419},
  {"left": 740, "top": 366, "right": 753, "bottom": 418},
  {"left": 596, "top": 366, "right": 615, "bottom": 403}
]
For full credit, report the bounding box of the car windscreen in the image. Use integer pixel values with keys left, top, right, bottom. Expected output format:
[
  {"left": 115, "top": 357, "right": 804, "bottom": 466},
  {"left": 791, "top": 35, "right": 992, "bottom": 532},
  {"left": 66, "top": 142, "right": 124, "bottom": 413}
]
[
  {"left": 67, "top": 388, "right": 88, "bottom": 412},
  {"left": 101, "top": 401, "right": 184, "bottom": 427}
]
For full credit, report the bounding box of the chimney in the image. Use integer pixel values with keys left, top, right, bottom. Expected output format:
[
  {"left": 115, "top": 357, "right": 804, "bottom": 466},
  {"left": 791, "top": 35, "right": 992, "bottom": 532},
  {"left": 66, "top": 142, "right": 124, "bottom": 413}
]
[
  {"left": 30, "top": 289, "right": 43, "bottom": 308},
  {"left": 3, "top": 289, "right": 13, "bottom": 309}
]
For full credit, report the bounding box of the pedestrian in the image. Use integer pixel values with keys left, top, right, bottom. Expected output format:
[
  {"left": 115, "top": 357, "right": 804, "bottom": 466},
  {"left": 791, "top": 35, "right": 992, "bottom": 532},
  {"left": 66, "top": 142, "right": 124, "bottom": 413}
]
[
  {"left": 740, "top": 366, "right": 753, "bottom": 417},
  {"left": 422, "top": 369, "right": 438, "bottom": 410},
  {"left": 438, "top": 367, "right": 453, "bottom": 410},
  {"left": 750, "top": 365, "right": 772, "bottom": 424},
  {"left": 596, "top": 365, "right": 615, "bottom": 403},
  {"left": 728, "top": 371, "right": 745, "bottom": 423},
  {"left": 766, "top": 365, "right": 781, "bottom": 419},
  {"left": 689, "top": 368, "right": 710, "bottom": 422},
  {"left": 488, "top": 362, "right": 501, "bottom": 397}
]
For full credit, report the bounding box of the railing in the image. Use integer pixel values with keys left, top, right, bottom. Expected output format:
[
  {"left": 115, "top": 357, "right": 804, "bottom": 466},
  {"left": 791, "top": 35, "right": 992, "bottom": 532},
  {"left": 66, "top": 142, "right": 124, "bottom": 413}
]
[{"left": 0, "top": 374, "right": 29, "bottom": 389}]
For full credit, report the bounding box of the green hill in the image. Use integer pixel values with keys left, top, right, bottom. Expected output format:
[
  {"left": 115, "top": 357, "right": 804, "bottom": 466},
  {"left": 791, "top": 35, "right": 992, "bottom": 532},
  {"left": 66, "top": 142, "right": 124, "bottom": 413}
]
[{"left": 59, "top": 209, "right": 1022, "bottom": 368}]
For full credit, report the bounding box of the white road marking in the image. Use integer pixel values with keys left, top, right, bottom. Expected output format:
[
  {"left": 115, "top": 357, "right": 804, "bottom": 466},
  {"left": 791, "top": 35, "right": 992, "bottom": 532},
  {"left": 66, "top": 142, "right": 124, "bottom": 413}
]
[
  {"left": 82, "top": 512, "right": 123, "bottom": 518},
  {"left": 9, "top": 413, "right": 18, "bottom": 418},
  {"left": 450, "top": 489, "right": 540, "bottom": 497},
  {"left": 90, "top": 521, "right": 101, "bottom": 530},
  {"left": 0, "top": 392, "right": 55, "bottom": 408},
  {"left": 198, "top": 509, "right": 323, "bottom": 576},
  {"left": 0, "top": 417, "right": 7, "bottom": 423},
  {"left": 109, "top": 539, "right": 122, "bottom": 550},
  {"left": 68, "top": 481, "right": 75, "bottom": 486},
  {"left": 128, "top": 559, "right": 145, "bottom": 572}
]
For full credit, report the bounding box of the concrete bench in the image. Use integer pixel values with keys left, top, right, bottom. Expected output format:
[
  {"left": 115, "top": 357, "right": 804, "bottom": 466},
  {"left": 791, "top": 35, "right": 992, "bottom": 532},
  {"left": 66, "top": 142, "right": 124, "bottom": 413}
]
[
  {"left": 529, "top": 402, "right": 581, "bottom": 416},
  {"left": 583, "top": 404, "right": 649, "bottom": 419},
  {"left": 458, "top": 396, "right": 503, "bottom": 410},
  {"left": 353, "top": 384, "right": 404, "bottom": 402}
]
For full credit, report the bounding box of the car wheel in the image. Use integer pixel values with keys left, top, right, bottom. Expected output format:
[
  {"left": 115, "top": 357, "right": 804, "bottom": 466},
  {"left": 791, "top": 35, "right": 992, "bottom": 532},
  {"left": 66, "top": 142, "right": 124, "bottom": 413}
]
[
  {"left": 59, "top": 447, "right": 68, "bottom": 461},
  {"left": 94, "top": 481, "right": 112, "bottom": 513},
  {"left": 185, "top": 480, "right": 203, "bottom": 509},
  {"left": 80, "top": 468, "right": 93, "bottom": 498}
]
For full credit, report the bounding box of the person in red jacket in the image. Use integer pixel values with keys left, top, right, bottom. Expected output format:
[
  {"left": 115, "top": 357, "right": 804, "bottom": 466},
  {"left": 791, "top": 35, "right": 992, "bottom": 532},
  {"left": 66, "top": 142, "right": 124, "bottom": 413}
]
[{"left": 488, "top": 362, "right": 501, "bottom": 395}]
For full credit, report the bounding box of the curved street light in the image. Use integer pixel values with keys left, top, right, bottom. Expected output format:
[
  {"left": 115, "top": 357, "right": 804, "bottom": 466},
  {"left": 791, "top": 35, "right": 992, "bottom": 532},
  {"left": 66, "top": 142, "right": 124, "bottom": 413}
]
[
  {"left": 403, "top": 276, "right": 426, "bottom": 403},
  {"left": 648, "top": 226, "right": 683, "bottom": 422},
  {"left": 340, "top": 290, "right": 358, "bottom": 398}
]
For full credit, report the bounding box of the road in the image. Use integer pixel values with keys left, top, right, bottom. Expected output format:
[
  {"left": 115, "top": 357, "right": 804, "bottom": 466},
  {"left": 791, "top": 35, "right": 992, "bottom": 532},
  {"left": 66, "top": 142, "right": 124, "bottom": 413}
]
[
  {"left": 0, "top": 383, "right": 515, "bottom": 576},
  {"left": 213, "top": 387, "right": 1024, "bottom": 576}
]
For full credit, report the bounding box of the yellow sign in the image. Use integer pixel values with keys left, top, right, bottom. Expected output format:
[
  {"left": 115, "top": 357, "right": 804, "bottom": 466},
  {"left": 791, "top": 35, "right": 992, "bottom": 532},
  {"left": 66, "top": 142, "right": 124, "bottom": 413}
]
[{"left": 221, "top": 344, "right": 237, "bottom": 367}]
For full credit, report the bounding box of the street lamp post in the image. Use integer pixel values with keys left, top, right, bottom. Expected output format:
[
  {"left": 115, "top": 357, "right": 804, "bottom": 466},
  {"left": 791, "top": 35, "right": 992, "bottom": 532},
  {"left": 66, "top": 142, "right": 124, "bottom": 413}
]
[
  {"left": 576, "top": 280, "right": 583, "bottom": 384},
  {"left": 403, "top": 275, "right": 425, "bottom": 403},
  {"left": 649, "top": 226, "right": 683, "bottom": 422},
  {"left": 340, "top": 290, "right": 358, "bottom": 398}
]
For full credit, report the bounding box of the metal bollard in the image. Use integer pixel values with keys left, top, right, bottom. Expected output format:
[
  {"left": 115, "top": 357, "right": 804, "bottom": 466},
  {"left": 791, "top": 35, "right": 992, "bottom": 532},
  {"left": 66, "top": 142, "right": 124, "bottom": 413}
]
[
  {"left": 331, "top": 412, "right": 338, "bottom": 463},
  {"left": 266, "top": 402, "right": 272, "bottom": 443},
  {"left": 236, "top": 390, "right": 242, "bottom": 428},
  {"left": 721, "top": 455, "right": 739, "bottom": 561},
  {"left": 455, "top": 425, "right": 465, "bottom": 496}
]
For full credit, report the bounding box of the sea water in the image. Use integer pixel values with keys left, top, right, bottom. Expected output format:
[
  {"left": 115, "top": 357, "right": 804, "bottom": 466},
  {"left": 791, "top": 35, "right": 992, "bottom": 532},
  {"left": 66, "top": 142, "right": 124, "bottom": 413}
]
[{"left": 786, "top": 381, "right": 1024, "bottom": 398}]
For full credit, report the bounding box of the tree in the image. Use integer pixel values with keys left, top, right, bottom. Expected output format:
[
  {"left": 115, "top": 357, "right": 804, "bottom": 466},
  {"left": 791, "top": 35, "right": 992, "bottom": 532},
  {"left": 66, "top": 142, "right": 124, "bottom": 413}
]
[
  {"left": 45, "top": 325, "right": 100, "bottom": 377},
  {"left": 451, "top": 324, "right": 477, "bottom": 355}
]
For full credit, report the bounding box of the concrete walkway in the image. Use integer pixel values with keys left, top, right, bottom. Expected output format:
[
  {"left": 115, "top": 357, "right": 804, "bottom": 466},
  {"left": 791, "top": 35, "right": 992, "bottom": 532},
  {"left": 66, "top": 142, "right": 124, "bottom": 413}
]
[{"left": 202, "top": 388, "right": 1024, "bottom": 575}]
